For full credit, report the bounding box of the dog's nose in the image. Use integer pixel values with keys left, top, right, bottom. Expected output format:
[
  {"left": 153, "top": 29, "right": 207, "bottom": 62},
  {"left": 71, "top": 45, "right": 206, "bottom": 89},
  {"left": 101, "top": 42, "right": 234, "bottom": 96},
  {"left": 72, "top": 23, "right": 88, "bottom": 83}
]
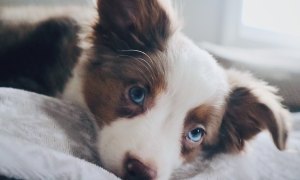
[{"left": 124, "top": 158, "right": 157, "bottom": 180}]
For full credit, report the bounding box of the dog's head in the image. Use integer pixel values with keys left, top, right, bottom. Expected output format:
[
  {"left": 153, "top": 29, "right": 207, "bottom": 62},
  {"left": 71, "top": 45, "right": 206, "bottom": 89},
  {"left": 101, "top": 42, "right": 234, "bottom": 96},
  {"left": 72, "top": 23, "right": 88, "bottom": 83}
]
[{"left": 68, "top": 0, "right": 290, "bottom": 179}]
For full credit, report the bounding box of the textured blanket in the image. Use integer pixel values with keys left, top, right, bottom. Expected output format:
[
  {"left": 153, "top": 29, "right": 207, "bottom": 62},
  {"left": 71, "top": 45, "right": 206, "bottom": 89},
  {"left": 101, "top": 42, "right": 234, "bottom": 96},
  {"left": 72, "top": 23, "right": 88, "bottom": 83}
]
[
  {"left": 0, "top": 88, "right": 119, "bottom": 180},
  {"left": 0, "top": 88, "right": 299, "bottom": 180}
]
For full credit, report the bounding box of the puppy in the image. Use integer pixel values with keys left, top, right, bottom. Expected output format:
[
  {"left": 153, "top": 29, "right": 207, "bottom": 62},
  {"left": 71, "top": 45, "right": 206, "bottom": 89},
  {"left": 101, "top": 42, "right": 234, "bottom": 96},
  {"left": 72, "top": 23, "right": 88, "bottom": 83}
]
[{"left": 0, "top": 0, "right": 290, "bottom": 179}]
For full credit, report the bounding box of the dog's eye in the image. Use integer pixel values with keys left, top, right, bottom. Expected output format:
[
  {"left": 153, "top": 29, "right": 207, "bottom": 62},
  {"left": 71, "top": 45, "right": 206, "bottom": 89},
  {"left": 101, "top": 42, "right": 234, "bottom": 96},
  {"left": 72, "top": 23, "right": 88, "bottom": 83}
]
[
  {"left": 187, "top": 127, "right": 205, "bottom": 142},
  {"left": 129, "top": 86, "right": 146, "bottom": 105}
]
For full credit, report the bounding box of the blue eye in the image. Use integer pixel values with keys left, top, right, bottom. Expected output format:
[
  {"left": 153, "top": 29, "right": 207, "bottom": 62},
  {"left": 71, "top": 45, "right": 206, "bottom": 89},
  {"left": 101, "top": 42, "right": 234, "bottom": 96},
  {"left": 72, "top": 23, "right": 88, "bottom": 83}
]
[
  {"left": 187, "top": 127, "right": 205, "bottom": 142},
  {"left": 129, "top": 86, "right": 146, "bottom": 105}
]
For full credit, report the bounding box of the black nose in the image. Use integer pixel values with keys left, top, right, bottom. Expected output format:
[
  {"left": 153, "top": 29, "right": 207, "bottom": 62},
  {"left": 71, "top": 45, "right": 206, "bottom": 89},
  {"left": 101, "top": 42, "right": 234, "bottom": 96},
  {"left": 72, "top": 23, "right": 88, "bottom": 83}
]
[{"left": 124, "top": 158, "right": 157, "bottom": 180}]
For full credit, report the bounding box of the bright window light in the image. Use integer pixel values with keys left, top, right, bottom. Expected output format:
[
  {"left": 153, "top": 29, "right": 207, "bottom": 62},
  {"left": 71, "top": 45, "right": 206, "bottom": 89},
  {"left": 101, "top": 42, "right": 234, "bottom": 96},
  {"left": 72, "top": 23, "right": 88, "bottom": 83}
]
[{"left": 242, "top": 0, "right": 300, "bottom": 37}]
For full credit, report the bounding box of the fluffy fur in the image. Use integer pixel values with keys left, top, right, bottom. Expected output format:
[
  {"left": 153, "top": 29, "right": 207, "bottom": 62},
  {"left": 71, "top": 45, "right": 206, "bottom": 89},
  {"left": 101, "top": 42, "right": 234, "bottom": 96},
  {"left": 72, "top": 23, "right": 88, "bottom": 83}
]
[{"left": 0, "top": 1, "right": 290, "bottom": 180}]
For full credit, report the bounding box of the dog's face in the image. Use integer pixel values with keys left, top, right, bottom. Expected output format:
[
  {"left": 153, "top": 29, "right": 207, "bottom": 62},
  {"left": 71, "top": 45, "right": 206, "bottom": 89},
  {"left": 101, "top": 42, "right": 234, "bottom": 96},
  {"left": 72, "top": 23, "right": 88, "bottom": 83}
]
[{"left": 66, "top": 0, "right": 290, "bottom": 179}]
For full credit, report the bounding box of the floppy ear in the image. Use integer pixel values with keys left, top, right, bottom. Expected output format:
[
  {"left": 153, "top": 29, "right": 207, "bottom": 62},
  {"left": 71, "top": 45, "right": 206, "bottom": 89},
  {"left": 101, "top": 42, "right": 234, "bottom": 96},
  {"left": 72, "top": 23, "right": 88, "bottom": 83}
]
[
  {"left": 219, "top": 69, "right": 290, "bottom": 153},
  {"left": 94, "top": 0, "right": 170, "bottom": 51}
]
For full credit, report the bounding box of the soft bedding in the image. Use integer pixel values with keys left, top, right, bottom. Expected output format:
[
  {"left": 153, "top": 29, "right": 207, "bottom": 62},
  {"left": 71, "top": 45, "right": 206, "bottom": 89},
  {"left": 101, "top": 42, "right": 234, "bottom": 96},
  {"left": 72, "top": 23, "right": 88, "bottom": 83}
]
[
  {"left": 0, "top": 88, "right": 119, "bottom": 180},
  {"left": 0, "top": 88, "right": 300, "bottom": 180}
]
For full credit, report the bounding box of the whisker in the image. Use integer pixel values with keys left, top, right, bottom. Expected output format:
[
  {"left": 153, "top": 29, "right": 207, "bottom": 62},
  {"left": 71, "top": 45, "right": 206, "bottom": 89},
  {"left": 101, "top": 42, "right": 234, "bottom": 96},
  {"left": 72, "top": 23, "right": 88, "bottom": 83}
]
[
  {"left": 118, "top": 49, "right": 166, "bottom": 89},
  {"left": 120, "top": 49, "right": 154, "bottom": 64},
  {"left": 118, "top": 54, "right": 155, "bottom": 86}
]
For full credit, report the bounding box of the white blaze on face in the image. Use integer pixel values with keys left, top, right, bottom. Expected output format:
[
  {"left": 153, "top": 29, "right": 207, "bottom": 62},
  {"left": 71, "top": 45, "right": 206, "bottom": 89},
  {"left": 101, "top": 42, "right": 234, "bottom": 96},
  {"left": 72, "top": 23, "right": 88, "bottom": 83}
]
[
  {"left": 165, "top": 33, "right": 228, "bottom": 109},
  {"left": 97, "top": 33, "right": 229, "bottom": 179}
]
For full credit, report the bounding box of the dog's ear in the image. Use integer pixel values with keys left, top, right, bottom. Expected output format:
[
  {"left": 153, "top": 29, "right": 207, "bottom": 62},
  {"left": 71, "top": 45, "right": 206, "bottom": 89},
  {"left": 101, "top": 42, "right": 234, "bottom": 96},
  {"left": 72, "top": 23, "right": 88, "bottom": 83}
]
[
  {"left": 218, "top": 70, "right": 290, "bottom": 153},
  {"left": 94, "top": 0, "right": 171, "bottom": 51}
]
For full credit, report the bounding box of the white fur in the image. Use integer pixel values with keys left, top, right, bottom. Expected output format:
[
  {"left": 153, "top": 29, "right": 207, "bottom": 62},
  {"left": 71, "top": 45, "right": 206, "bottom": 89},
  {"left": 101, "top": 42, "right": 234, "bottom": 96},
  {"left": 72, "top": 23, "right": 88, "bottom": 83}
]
[
  {"left": 62, "top": 57, "right": 88, "bottom": 108},
  {"left": 96, "top": 33, "right": 229, "bottom": 179}
]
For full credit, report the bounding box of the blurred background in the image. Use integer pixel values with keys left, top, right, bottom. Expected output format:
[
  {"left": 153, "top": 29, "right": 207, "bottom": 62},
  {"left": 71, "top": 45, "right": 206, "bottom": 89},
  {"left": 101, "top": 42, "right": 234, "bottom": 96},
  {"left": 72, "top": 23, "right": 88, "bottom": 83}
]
[
  {"left": 2, "top": 0, "right": 300, "bottom": 48},
  {"left": 1, "top": 0, "right": 299, "bottom": 111},
  {"left": 182, "top": 0, "right": 300, "bottom": 112}
]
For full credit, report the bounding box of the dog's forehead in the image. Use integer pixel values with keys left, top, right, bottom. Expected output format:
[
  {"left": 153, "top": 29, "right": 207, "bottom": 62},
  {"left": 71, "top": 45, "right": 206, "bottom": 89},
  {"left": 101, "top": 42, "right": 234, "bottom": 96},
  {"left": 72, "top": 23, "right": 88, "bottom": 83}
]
[{"left": 161, "top": 33, "right": 227, "bottom": 110}]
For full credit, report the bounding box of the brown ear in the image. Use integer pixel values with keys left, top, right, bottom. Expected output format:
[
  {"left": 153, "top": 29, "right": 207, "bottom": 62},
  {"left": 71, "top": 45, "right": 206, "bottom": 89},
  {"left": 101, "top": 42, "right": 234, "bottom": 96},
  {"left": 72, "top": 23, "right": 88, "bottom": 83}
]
[
  {"left": 95, "top": 0, "right": 170, "bottom": 51},
  {"left": 219, "top": 70, "right": 290, "bottom": 153}
]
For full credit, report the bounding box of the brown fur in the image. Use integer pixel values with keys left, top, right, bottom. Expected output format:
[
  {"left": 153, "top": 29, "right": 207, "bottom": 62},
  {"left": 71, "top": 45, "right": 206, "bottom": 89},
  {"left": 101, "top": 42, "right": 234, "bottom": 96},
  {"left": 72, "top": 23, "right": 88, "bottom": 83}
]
[
  {"left": 182, "top": 84, "right": 288, "bottom": 162},
  {"left": 181, "top": 105, "right": 223, "bottom": 162},
  {"left": 95, "top": 0, "right": 170, "bottom": 52},
  {"left": 203, "top": 87, "right": 288, "bottom": 157},
  {"left": 181, "top": 106, "right": 209, "bottom": 162},
  {"left": 83, "top": 0, "right": 170, "bottom": 127},
  {"left": 83, "top": 54, "right": 166, "bottom": 126}
]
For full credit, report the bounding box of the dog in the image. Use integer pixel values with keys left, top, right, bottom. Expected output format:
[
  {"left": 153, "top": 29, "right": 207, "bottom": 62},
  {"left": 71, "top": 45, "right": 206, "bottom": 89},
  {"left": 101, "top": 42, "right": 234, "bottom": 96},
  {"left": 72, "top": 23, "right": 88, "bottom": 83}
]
[{"left": 0, "top": 0, "right": 290, "bottom": 179}]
